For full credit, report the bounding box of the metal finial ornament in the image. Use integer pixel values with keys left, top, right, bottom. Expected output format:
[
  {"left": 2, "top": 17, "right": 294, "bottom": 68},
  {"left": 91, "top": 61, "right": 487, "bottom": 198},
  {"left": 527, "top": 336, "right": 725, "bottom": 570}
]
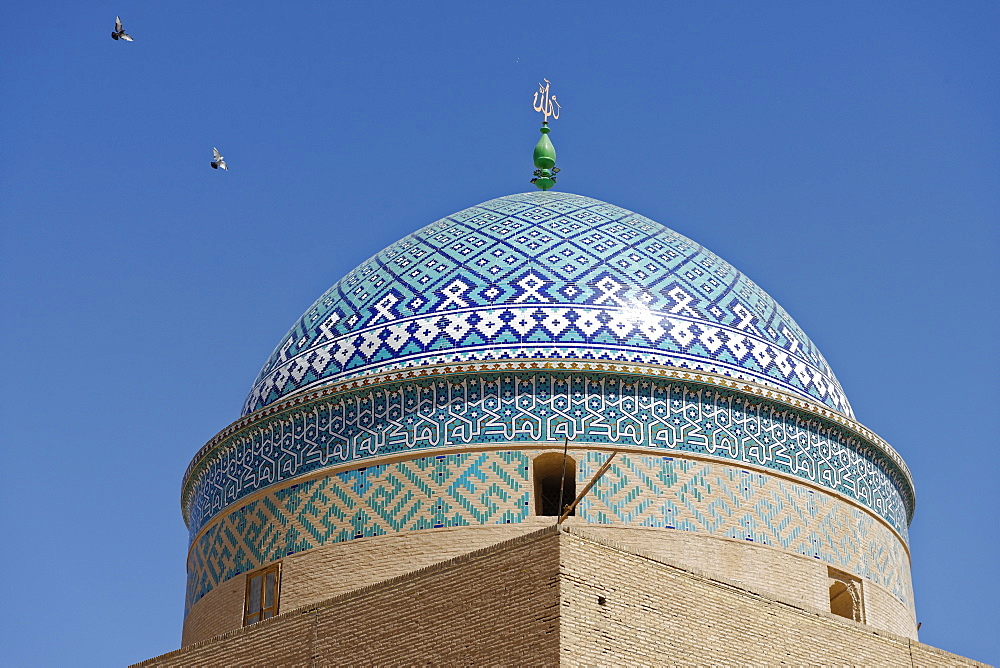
[
  {"left": 532, "top": 78, "right": 561, "bottom": 123},
  {"left": 530, "top": 79, "right": 562, "bottom": 191}
]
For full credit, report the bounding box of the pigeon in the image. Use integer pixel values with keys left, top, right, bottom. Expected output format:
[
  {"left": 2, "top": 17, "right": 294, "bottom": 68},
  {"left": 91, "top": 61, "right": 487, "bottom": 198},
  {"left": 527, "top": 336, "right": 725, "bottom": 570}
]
[
  {"left": 111, "top": 16, "right": 133, "bottom": 41},
  {"left": 211, "top": 148, "right": 228, "bottom": 171}
]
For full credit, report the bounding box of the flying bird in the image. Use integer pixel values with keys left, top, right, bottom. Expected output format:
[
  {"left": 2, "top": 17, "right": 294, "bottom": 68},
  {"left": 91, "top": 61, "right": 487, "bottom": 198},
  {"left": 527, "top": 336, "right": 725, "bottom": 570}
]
[
  {"left": 211, "top": 148, "right": 228, "bottom": 171},
  {"left": 111, "top": 16, "right": 133, "bottom": 41}
]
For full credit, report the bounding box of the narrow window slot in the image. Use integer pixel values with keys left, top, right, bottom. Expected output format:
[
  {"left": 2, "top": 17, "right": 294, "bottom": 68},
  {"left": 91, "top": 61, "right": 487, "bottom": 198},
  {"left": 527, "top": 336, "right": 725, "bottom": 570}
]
[{"left": 533, "top": 452, "right": 577, "bottom": 516}]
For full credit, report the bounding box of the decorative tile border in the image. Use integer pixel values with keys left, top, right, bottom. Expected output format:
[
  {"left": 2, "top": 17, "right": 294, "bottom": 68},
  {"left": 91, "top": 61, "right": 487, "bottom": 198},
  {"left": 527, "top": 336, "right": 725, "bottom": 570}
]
[
  {"left": 244, "top": 304, "right": 850, "bottom": 418},
  {"left": 183, "top": 370, "right": 912, "bottom": 542}
]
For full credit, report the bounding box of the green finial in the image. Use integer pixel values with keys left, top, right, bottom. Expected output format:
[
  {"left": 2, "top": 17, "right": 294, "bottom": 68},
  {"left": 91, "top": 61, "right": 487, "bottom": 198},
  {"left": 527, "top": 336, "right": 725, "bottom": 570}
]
[
  {"left": 530, "top": 79, "right": 562, "bottom": 191},
  {"left": 534, "top": 126, "right": 556, "bottom": 169},
  {"left": 531, "top": 125, "right": 558, "bottom": 190}
]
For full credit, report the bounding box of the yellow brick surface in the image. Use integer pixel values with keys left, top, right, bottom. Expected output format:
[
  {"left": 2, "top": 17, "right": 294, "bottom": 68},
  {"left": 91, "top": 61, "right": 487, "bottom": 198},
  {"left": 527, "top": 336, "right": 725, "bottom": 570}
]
[
  {"left": 145, "top": 529, "right": 562, "bottom": 667},
  {"left": 573, "top": 524, "right": 916, "bottom": 638},
  {"left": 184, "top": 518, "right": 917, "bottom": 645},
  {"left": 558, "top": 529, "right": 973, "bottom": 665},
  {"left": 182, "top": 521, "right": 552, "bottom": 645},
  {"left": 141, "top": 528, "right": 985, "bottom": 667}
]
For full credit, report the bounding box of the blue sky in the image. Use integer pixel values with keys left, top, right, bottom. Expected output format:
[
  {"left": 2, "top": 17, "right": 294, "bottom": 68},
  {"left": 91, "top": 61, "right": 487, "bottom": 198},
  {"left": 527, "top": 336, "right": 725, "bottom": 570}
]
[{"left": 1, "top": 2, "right": 997, "bottom": 665}]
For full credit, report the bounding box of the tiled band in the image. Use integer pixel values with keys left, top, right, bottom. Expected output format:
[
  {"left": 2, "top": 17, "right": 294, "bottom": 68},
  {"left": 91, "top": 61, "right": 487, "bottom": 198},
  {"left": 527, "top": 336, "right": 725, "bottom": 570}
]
[
  {"left": 185, "top": 451, "right": 912, "bottom": 615},
  {"left": 184, "top": 371, "right": 912, "bottom": 542}
]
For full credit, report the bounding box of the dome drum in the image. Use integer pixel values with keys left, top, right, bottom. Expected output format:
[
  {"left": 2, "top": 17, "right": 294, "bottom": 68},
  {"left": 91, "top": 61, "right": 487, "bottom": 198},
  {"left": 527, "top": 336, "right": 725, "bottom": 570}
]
[{"left": 183, "top": 365, "right": 912, "bottom": 542}]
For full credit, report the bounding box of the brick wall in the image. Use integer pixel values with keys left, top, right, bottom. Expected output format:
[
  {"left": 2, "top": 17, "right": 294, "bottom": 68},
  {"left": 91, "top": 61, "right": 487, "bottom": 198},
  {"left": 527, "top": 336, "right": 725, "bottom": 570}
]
[
  {"left": 184, "top": 516, "right": 914, "bottom": 645},
  {"left": 140, "top": 528, "right": 984, "bottom": 667},
  {"left": 142, "top": 528, "right": 562, "bottom": 667},
  {"left": 573, "top": 524, "right": 916, "bottom": 638},
  {"left": 180, "top": 576, "right": 244, "bottom": 648},
  {"left": 182, "top": 521, "right": 552, "bottom": 645},
  {"left": 558, "top": 528, "right": 979, "bottom": 666}
]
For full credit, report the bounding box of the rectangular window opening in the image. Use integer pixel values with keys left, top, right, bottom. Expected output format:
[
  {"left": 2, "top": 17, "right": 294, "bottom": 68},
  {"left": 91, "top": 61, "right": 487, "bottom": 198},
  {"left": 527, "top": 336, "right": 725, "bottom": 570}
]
[{"left": 244, "top": 563, "right": 281, "bottom": 627}]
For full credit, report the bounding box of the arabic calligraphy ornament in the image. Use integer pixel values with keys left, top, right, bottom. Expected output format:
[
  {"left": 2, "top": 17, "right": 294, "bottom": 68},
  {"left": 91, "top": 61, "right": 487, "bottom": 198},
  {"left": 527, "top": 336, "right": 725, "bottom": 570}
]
[
  {"left": 532, "top": 79, "right": 561, "bottom": 123},
  {"left": 530, "top": 79, "right": 562, "bottom": 191}
]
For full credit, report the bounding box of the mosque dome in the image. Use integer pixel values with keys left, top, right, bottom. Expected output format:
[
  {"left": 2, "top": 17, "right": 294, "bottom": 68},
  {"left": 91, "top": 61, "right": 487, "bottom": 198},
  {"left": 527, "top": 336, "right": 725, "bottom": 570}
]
[
  {"left": 180, "top": 190, "right": 916, "bottom": 647},
  {"left": 243, "top": 192, "right": 852, "bottom": 418}
]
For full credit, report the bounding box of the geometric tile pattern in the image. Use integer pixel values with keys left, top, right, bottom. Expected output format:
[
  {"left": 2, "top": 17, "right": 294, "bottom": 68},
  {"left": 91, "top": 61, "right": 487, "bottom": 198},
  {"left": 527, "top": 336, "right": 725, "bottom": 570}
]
[
  {"left": 242, "top": 192, "right": 852, "bottom": 417},
  {"left": 185, "top": 451, "right": 912, "bottom": 616},
  {"left": 185, "top": 451, "right": 529, "bottom": 614},
  {"left": 185, "top": 371, "right": 912, "bottom": 545},
  {"left": 577, "top": 452, "right": 913, "bottom": 613}
]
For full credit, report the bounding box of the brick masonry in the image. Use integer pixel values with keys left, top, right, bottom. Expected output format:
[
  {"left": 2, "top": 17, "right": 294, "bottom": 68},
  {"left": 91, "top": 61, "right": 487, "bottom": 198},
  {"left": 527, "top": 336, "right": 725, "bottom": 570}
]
[
  {"left": 556, "top": 528, "right": 974, "bottom": 666},
  {"left": 138, "top": 528, "right": 987, "bottom": 667},
  {"left": 182, "top": 522, "right": 551, "bottom": 646},
  {"left": 145, "top": 529, "right": 562, "bottom": 667}
]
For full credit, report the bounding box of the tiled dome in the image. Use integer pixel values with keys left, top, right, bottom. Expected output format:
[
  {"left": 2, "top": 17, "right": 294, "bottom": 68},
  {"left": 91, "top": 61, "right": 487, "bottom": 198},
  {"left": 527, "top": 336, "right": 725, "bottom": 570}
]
[{"left": 243, "top": 192, "right": 852, "bottom": 417}]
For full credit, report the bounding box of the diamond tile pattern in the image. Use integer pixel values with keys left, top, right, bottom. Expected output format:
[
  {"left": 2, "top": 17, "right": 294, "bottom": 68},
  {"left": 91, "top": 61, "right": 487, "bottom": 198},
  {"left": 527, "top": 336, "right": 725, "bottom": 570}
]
[{"left": 243, "top": 193, "right": 851, "bottom": 417}]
